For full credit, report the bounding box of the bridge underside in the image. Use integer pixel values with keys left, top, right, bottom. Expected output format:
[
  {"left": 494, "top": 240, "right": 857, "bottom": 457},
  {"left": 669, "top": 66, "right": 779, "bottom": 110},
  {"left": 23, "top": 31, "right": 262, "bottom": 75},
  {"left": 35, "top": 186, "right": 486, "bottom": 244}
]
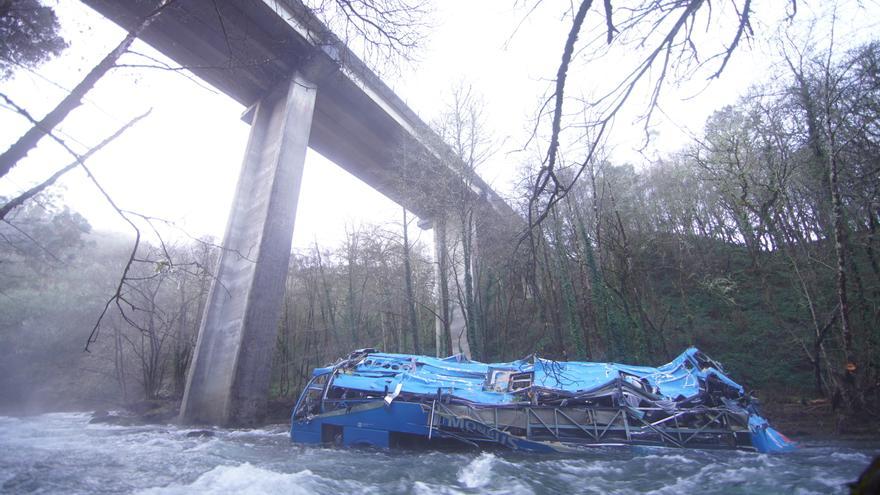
[
  {"left": 83, "top": 0, "right": 519, "bottom": 425},
  {"left": 84, "top": 0, "right": 493, "bottom": 218}
]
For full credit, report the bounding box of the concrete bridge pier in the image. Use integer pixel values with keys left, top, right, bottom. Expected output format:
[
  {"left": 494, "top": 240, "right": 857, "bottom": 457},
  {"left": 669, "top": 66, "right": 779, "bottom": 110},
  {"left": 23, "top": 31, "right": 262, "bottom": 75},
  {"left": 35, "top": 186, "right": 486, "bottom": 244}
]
[{"left": 179, "top": 73, "right": 316, "bottom": 426}]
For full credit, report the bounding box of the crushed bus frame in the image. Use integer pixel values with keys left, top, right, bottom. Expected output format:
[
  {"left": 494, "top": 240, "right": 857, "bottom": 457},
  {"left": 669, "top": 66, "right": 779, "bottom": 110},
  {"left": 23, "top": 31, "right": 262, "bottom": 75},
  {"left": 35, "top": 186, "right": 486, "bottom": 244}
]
[{"left": 290, "top": 348, "right": 795, "bottom": 454}]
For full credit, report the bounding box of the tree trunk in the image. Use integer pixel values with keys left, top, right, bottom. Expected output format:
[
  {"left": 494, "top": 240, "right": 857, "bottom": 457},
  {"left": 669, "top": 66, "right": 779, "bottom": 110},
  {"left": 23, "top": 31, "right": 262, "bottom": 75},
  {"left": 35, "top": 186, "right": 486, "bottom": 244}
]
[
  {"left": 402, "top": 208, "right": 421, "bottom": 354},
  {"left": 829, "top": 146, "right": 859, "bottom": 407},
  {"left": 435, "top": 218, "right": 454, "bottom": 356},
  {"left": 460, "top": 210, "right": 480, "bottom": 359}
]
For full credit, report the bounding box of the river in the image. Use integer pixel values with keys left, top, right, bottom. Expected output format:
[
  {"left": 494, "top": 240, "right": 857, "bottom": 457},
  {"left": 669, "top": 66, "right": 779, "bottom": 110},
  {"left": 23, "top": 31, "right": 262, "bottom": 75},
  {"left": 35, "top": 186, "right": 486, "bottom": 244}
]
[{"left": 0, "top": 412, "right": 875, "bottom": 494}]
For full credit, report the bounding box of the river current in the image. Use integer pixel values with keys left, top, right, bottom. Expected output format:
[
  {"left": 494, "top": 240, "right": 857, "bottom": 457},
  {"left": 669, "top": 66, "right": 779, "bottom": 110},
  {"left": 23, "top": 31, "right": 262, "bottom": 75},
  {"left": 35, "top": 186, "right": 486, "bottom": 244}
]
[{"left": 0, "top": 412, "right": 875, "bottom": 494}]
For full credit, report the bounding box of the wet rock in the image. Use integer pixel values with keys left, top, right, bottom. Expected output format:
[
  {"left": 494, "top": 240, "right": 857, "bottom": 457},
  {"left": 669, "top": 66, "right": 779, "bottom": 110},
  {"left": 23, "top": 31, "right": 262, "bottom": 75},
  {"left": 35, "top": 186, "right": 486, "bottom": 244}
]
[
  {"left": 850, "top": 455, "right": 880, "bottom": 495},
  {"left": 141, "top": 406, "right": 178, "bottom": 423},
  {"left": 185, "top": 430, "right": 215, "bottom": 438},
  {"left": 126, "top": 399, "right": 180, "bottom": 424},
  {"left": 88, "top": 412, "right": 142, "bottom": 426}
]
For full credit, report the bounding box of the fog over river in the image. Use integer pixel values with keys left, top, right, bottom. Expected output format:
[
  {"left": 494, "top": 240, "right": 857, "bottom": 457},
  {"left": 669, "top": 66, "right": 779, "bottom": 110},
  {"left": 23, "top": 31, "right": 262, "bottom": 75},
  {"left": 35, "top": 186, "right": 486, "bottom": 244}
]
[{"left": 0, "top": 413, "right": 875, "bottom": 494}]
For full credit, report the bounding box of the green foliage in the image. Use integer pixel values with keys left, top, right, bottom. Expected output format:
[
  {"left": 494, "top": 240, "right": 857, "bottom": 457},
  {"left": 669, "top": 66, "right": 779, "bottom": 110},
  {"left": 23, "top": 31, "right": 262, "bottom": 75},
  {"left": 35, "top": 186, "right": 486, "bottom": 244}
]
[
  {"left": 503, "top": 41, "right": 880, "bottom": 405},
  {"left": 0, "top": 195, "right": 218, "bottom": 408},
  {"left": 0, "top": 0, "right": 67, "bottom": 79},
  {"left": 0, "top": 216, "right": 127, "bottom": 410}
]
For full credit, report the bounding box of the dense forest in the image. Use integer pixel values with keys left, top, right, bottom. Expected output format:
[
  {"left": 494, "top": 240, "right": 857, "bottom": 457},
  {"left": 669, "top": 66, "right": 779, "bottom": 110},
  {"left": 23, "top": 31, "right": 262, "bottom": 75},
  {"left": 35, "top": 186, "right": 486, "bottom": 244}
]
[{"left": 1, "top": 39, "right": 877, "bottom": 421}]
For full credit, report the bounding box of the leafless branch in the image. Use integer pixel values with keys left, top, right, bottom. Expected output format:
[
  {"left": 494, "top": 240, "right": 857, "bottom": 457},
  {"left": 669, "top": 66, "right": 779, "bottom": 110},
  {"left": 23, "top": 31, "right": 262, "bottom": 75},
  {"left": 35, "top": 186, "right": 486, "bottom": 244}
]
[
  {"left": 1, "top": 219, "right": 64, "bottom": 263},
  {"left": 0, "top": 109, "right": 152, "bottom": 221},
  {"left": 0, "top": 0, "right": 174, "bottom": 179},
  {"left": 304, "top": 0, "right": 430, "bottom": 71},
  {"left": 526, "top": 0, "right": 796, "bottom": 235}
]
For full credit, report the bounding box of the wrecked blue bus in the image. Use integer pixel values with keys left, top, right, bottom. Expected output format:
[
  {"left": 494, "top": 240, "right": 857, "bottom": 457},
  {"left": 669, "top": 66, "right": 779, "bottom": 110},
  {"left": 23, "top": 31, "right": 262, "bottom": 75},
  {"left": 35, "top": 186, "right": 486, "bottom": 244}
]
[{"left": 290, "top": 348, "right": 795, "bottom": 454}]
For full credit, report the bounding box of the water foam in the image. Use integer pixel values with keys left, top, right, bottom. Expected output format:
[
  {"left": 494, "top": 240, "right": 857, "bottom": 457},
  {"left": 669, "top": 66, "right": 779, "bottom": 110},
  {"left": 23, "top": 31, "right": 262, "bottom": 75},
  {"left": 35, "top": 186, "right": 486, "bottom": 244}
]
[
  {"left": 0, "top": 412, "right": 874, "bottom": 494},
  {"left": 458, "top": 452, "right": 496, "bottom": 488},
  {"left": 136, "top": 464, "right": 319, "bottom": 495},
  {"left": 829, "top": 451, "right": 871, "bottom": 463},
  {"left": 413, "top": 480, "right": 467, "bottom": 495}
]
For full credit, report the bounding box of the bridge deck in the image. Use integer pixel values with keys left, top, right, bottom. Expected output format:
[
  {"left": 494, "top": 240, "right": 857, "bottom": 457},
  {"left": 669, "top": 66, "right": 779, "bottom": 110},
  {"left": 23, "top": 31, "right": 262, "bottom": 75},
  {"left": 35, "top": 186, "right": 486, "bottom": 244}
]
[{"left": 81, "top": 0, "right": 515, "bottom": 221}]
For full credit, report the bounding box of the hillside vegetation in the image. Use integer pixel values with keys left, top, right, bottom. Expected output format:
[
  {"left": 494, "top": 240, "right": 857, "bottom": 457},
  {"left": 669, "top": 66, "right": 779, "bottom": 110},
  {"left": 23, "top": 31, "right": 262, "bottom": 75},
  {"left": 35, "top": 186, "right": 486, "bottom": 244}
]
[{"left": 1, "top": 42, "right": 878, "bottom": 425}]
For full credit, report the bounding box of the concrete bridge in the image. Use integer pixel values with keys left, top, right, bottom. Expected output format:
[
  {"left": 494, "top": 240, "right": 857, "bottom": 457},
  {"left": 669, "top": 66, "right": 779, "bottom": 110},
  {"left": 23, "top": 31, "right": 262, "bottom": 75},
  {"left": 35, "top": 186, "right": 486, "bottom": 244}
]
[{"left": 83, "top": 0, "right": 520, "bottom": 426}]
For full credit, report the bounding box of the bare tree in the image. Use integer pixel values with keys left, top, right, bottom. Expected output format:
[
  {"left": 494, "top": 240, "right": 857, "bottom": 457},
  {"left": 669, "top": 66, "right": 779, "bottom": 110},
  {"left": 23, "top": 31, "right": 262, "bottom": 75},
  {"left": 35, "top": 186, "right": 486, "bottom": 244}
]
[
  {"left": 525, "top": 0, "right": 798, "bottom": 229},
  {"left": 303, "top": 0, "right": 430, "bottom": 72},
  {"left": 401, "top": 207, "right": 421, "bottom": 354}
]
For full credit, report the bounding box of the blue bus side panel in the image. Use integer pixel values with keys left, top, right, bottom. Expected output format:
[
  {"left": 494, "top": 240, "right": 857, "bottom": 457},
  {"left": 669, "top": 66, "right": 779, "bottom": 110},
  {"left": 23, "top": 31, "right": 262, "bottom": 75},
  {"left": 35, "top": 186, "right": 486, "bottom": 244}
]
[{"left": 343, "top": 426, "right": 389, "bottom": 448}]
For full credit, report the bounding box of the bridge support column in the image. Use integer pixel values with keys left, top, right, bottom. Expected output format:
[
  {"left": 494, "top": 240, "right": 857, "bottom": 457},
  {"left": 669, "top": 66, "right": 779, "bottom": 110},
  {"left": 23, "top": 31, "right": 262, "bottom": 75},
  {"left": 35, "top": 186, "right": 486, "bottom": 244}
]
[{"left": 180, "top": 74, "right": 316, "bottom": 426}]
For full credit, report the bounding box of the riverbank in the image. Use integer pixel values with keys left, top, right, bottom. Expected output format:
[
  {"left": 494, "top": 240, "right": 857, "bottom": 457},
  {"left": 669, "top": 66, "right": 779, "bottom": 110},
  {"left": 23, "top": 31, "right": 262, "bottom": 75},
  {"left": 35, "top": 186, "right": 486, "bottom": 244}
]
[
  {"left": 81, "top": 398, "right": 296, "bottom": 428},
  {"left": 760, "top": 398, "right": 880, "bottom": 441}
]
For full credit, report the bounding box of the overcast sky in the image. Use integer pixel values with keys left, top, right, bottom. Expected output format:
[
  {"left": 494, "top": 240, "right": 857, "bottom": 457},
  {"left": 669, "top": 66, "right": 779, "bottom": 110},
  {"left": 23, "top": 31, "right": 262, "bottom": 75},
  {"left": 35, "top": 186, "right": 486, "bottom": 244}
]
[{"left": 1, "top": 0, "right": 877, "bottom": 251}]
